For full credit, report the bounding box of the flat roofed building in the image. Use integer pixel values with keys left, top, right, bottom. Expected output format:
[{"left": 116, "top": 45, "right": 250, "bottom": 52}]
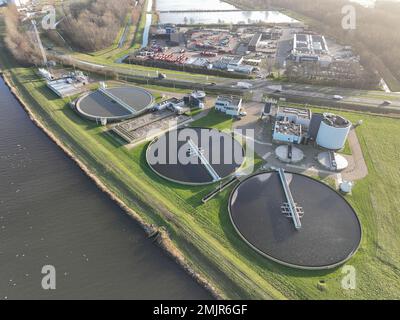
[
  {"left": 308, "top": 112, "right": 324, "bottom": 141},
  {"left": 185, "top": 57, "right": 210, "bottom": 67},
  {"left": 293, "top": 34, "right": 329, "bottom": 55},
  {"left": 169, "top": 32, "right": 185, "bottom": 46},
  {"left": 262, "top": 27, "right": 282, "bottom": 40},
  {"left": 47, "top": 78, "right": 84, "bottom": 98},
  {"left": 276, "top": 106, "right": 312, "bottom": 128},
  {"left": 273, "top": 121, "right": 303, "bottom": 144},
  {"left": 291, "top": 33, "right": 330, "bottom": 63},
  {"left": 215, "top": 95, "right": 243, "bottom": 116},
  {"left": 229, "top": 64, "right": 253, "bottom": 75},
  {"left": 213, "top": 56, "right": 243, "bottom": 70},
  {"left": 262, "top": 98, "right": 278, "bottom": 118},
  {"left": 249, "top": 33, "right": 262, "bottom": 52}
]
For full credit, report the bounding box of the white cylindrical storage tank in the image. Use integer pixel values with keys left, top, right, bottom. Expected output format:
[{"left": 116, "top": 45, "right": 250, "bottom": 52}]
[
  {"left": 340, "top": 181, "right": 354, "bottom": 194},
  {"left": 316, "top": 113, "right": 351, "bottom": 150}
]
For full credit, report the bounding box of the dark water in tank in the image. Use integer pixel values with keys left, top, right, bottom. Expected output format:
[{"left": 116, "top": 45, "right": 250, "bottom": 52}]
[{"left": 0, "top": 78, "right": 211, "bottom": 300}]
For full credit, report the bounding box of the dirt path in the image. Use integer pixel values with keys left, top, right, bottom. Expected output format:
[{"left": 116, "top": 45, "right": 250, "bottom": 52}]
[{"left": 342, "top": 128, "right": 368, "bottom": 181}]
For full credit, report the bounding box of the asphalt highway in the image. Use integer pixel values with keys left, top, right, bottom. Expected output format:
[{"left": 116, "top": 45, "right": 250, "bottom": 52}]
[{"left": 55, "top": 52, "right": 400, "bottom": 114}]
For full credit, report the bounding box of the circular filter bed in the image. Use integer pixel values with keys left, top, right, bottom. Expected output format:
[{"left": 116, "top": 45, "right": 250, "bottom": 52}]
[
  {"left": 147, "top": 127, "right": 245, "bottom": 185},
  {"left": 76, "top": 86, "right": 153, "bottom": 122},
  {"left": 275, "top": 145, "right": 304, "bottom": 163},
  {"left": 229, "top": 171, "right": 361, "bottom": 269},
  {"left": 318, "top": 152, "right": 349, "bottom": 171}
]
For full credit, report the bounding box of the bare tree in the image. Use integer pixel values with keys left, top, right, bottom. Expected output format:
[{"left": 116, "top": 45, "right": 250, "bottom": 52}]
[
  {"left": 58, "top": 0, "right": 133, "bottom": 52},
  {"left": 4, "top": 5, "right": 42, "bottom": 66}
]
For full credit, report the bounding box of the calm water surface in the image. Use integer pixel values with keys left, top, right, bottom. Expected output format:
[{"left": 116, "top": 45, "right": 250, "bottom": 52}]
[
  {"left": 156, "top": 0, "right": 298, "bottom": 25},
  {"left": 159, "top": 11, "right": 299, "bottom": 25},
  {"left": 156, "top": 0, "right": 237, "bottom": 11}
]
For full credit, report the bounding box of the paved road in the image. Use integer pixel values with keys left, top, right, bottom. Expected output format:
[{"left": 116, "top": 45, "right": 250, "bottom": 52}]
[
  {"left": 55, "top": 52, "right": 400, "bottom": 114},
  {"left": 250, "top": 81, "right": 400, "bottom": 112},
  {"left": 60, "top": 54, "right": 231, "bottom": 85}
]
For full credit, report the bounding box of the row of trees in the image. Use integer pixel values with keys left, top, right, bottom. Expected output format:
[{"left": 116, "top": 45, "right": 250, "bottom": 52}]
[
  {"left": 229, "top": 0, "right": 400, "bottom": 88},
  {"left": 58, "top": 0, "right": 133, "bottom": 52},
  {"left": 4, "top": 5, "right": 43, "bottom": 66}
]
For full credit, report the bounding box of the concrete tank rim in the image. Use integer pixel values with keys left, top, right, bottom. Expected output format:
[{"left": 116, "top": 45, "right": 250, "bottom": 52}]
[
  {"left": 227, "top": 170, "right": 363, "bottom": 270},
  {"left": 76, "top": 85, "right": 154, "bottom": 121},
  {"left": 317, "top": 151, "right": 349, "bottom": 171},
  {"left": 275, "top": 144, "right": 304, "bottom": 163},
  {"left": 146, "top": 126, "right": 246, "bottom": 186}
]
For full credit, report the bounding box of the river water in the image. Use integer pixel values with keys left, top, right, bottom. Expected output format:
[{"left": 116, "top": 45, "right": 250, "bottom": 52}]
[
  {"left": 156, "top": 0, "right": 237, "bottom": 11},
  {"left": 0, "top": 78, "right": 211, "bottom": 299},
  {"left": 142, "top": 0, "right": 154, "bottom": 48},
  {"left": 156, "top": 0, "right": 298, "bottom": 25},
  {"left": 350, "top": 0, "right": 400, "bottom": 7}
]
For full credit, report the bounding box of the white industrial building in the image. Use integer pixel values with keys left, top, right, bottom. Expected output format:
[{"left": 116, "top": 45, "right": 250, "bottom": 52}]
[
  {"left": 316, "top": 113, "right": 351, "bottom": 150},
  {"left": 290, "top": 33, "right": 330, "bottom": 64},
  {"left": 211, "top": 56, "right": 253, "bottom": 74},
  {"left": 46, "top": 71, "right": 89, "bottom": 98},
  {"left": 272, "top": 108, "right": 351, "bottom": 150},
  {"left": 273, "top": 106, "right": 312, "bottom": 144},
  {"left": 270, "top": 107, "right": 351, "bottom": 163},
  {"left": 276, "top": 106, "right": 312, "bottom": 128},
  {"left": 214, "top": 96, "right": 243, "bottom": 116},
  {"left": 273, "top": 121, "right": 303, "bottom": 144}
]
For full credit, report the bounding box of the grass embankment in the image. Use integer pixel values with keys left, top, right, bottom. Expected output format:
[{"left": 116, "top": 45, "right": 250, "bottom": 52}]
[
  {"left": 1, "top": 33, "right": 400, "bottom": 298},
  {"left": 131, "top": 0, "right": 149, "bottom": 50}
]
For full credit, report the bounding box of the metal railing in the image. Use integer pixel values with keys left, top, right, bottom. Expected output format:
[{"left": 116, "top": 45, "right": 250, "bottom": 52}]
[
  {"left": 187, "top": 139, "right": 220, "bottom": 182},
  {"left": 99, "top": 87, "right": 137, "bottom": 114},
  {"left": 278, "top": 168, "right": 302, "bottom": 230}
]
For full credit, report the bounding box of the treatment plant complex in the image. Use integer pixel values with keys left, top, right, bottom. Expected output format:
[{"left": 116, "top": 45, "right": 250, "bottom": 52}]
[{"left": 61, "top": 72, "right": 362, "bottom": 271}]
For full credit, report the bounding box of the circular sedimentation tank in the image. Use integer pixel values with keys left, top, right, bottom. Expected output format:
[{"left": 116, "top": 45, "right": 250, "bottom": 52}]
[
  {"left": 76, "top": 86, "right": 154, "bottom": 122},
  {"left": 146, "top": 127, "right": 245, "bottom": 185},
  {"left": 275, "top": 145, "right": 304, "bottom": 163},
  {"left": 318, "top": 151, "right": 349, "bottom": 171},
  {"left": 229, "top": 171, "right": 361, "bottom": 269}
]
